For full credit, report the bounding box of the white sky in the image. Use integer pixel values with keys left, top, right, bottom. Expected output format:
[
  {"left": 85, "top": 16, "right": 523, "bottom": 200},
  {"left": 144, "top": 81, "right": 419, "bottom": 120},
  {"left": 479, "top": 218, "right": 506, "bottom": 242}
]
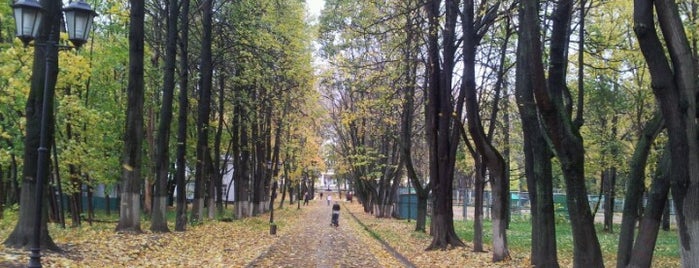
[{"left": 306, "top": 0, "right": 325, "bottom": 19}]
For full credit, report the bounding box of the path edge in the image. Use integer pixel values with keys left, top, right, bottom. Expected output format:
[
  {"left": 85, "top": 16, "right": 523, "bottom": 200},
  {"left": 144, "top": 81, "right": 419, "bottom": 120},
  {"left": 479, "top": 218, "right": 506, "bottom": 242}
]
[{"left": 344, "top": 205, "right": 418, "bottom": 268}]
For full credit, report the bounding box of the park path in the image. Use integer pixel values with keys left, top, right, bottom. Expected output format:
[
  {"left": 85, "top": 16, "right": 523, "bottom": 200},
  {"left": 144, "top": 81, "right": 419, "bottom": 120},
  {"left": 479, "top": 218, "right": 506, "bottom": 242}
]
[{"left": 246, "top": 199, "right": 383, "bottom": 267}]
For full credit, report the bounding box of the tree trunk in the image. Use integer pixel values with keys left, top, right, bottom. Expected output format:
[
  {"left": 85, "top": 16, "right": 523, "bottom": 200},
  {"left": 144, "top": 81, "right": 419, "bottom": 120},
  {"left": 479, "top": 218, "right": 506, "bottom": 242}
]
[
  {"left": 628, "top": 148, "right": 671, "bottom": 267},
  {"left": 661, "top": 201, "right": 671, "bottom": 231},
  {"left": 69, "top": 165, "right": 81, "bottom": 227},
  {"left": 634, "top": 0, "right": 699, "bottom": 265},
  {"left": 472, "top": 162, "right": 485, "bottom": 252},
  {"left": 251, "top": 119, "right": 262, "bottom": 216},
  {"left": 50, "top": 144, "right": 65, "bottom": 227},
  {"left": 236, "top": 109, "right": 252, "bottom": 218},
  {"left": 151, "top": 0, "right": 179, "bottom": 233},
  {"left": 115, "top": 0, "right": 145, "bottom": 233},
  {"left": 144, "top": 107, "right": 154, "bottom": 216},
  {"left": 603, "top": 167, "right": 616, "bottom": 233},
  {"left": 64, "top": 86, "right": 82, "bottom": 227},
  {"left": 174, "top": 0, "right": 190, "bottom": 232},
  {"left": 515, "top": 26, "right": 559, "bottom": 267},
  {"left": 1, "top": 32, "right": 63, "bottom": 246},
  {"left": 0, "top": 166, "right": 4, "bottom": 219},
  {"left": 462, "top": 0, "right": 509, "bottom": 260},
  {"left": 617, "top": 112, "right": 662, "bottom": 267},
  {"left": 424, "top": 0, "right": 466, "bottom": 251},
  {"left": 521, "top": 0, "right": 603, "bottom": 265},
  {"left": 398, "top": 4, "right": 429, "bottom": 232},
  {"left": 86, "top": 183, "right": 94, "bottom": 225},
  {"left": 192, "top": 0, "right": 213, "bottom": 224},
  {"left": 105, "top": 193, "right": 111, "bottom": 216},
  {"left": 9, "top": 155, "right": 19, "bottom": 205},
  {"left": 207, "top": 153, "right": 216, "bottom": 219},
  {"left": 213, "top": 74, "right": 226, "bottom": 216}
]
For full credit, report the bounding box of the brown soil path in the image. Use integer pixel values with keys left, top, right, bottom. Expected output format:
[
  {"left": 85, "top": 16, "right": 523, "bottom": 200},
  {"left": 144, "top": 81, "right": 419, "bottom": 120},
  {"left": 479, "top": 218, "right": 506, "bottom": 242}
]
[{"left": 246, "top": 200, "right": 383, "bottom": 267}]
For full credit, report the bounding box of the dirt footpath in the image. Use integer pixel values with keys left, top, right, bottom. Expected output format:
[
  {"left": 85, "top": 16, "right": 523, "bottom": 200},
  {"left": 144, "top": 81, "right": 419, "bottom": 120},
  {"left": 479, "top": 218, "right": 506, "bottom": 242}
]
[{"left": 246, "top": 200, "right": 383, "bottom": 267}]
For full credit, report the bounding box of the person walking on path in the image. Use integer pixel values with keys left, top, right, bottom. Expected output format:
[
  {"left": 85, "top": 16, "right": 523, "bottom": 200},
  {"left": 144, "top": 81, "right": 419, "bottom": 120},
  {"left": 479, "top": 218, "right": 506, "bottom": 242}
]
[
  {"left": 327, "top": 193, "right": 332, "bottom": 206},
  {"left": 303, "top": 192, "right": 310, "bottom": 205},
  {"left": 331, "top": 202, "right": 341, "bottom": 227}
]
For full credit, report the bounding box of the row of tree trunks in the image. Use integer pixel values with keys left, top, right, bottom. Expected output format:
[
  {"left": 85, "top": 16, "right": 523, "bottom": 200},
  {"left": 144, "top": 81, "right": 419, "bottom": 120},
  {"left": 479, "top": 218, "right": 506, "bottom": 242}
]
[
  {"left": 0, "top": 155, "right": 20, "bottom": 215},
  {"left": 634, "top": 0, "right": 699, "bottom": 265}
]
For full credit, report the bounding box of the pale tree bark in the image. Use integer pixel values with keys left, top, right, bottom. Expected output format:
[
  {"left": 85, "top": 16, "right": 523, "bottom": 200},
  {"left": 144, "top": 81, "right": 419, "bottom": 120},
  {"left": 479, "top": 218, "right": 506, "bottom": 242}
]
[{"left": 116, "top": 0, "right": 145, "bottom": 233}]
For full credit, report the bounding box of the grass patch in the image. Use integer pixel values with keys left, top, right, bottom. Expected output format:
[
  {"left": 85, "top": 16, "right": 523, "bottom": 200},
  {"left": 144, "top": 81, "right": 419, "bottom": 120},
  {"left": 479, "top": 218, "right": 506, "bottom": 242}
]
[{"left": 452, "top": 216, "right": 680, "bottom": 266}]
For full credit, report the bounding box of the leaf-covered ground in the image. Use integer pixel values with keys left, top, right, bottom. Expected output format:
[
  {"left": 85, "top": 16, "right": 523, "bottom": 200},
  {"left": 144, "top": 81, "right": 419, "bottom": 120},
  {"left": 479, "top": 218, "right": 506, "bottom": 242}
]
[
  {"left": 342, "top": 202, "right": 529, "bottom": 267},
  {"left": 1, "top": 198, "right": 681, "bottom": 267},
  {"left": 1, "top": 205, "right": 302, "bottom": 267}
]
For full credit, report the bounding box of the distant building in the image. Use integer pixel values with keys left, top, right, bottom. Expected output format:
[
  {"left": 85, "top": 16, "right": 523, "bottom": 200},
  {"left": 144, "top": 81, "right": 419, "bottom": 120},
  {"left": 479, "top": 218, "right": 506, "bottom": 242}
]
[
  {"left": 320, "top": 169, "right": 336, "bottom": 190},
  {"left": 175, "top": 156, "right": 236, "bottom": 202}
]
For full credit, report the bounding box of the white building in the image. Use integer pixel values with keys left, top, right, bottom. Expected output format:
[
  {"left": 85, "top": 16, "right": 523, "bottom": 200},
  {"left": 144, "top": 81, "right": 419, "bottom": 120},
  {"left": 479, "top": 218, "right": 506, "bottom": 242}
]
[
  {"left": 320, "top": 169, "right": 336, "bottom": 190},
  {"left": 175, "top": 157, "right": 235, "bottom": 202}
]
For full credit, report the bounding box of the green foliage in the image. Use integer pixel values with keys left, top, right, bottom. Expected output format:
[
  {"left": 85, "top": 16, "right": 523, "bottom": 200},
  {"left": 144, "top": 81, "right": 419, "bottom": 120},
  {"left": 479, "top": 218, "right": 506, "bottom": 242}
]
[{"left": 0, "top": 44, "right": 31, "bottom": 171}]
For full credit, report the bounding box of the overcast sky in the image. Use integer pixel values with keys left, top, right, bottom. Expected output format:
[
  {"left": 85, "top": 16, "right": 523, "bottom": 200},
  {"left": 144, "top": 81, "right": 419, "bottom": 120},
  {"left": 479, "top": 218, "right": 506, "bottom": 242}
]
[{"left": 307, "top": 0, "right": 325, "bottom": 19}]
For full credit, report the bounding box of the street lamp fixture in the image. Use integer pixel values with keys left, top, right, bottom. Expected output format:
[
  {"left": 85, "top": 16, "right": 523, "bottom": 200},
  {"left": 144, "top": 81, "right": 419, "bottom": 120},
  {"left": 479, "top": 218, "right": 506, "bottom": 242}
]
[
  {"left": 12, "top": 1, "right": 97, "bottom": 267},
  {"left": 62, "top": 1, "right": 98, "bottom": 48},
  {"left": 11, "top": 0, "right": 43, "bottom": 46},
  {"left": 12, "top": 0, "right": 97, "bottom": 48}
]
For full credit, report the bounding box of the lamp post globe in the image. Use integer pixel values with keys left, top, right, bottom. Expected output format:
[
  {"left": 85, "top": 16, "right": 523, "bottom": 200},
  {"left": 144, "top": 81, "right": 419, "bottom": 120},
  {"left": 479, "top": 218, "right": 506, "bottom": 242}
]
[
  {"left": 62, "top": 0, "right": 97, "bottom": 48},
  {"left": 11, "top": 0, "right": 43, "bottom": 46}
]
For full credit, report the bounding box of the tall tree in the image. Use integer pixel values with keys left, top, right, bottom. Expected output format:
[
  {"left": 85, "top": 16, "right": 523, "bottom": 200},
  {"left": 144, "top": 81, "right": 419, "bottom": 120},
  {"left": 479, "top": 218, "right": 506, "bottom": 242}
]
[
  {"left": 174, "top": 0, "right": 191, "bottom": 232},
  {"left": 520, "top": 0, "right": 603, "bottom": 266},
  {"left": 3, "top": 0, "right": 62, "bottom": 250},
  {"left": 424, "top": 0, "right": 466, "bottom": 250},
  {"left": 398, "top": 0, "right": 430, "bottom": 232},
  {"left": 634, "top": 0, "right": 699, "bottom": 265},
  {"left": 627, "top": 146, "right": 671, "bottom": 266},
  {"left": 617, "top": 113, "right": 663, "bottom": 266},
  {"left": 515, "top": 6, "right": 559, "bottom": 265},
  {"left": 191, "top": 0, "right": 214, "bottom": 224},
  {"left": 151, "top": 0, "right": 179, "bottom": 233},
  {"left": 462, "top": 0, "right": 509, "bottom": 261},
  {"left": 116, "top": 0, "right": 146, "bottom": 233}
]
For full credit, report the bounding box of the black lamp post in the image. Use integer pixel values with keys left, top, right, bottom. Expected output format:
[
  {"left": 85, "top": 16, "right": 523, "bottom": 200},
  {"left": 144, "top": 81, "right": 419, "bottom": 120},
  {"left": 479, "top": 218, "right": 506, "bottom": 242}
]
[{"left": 12, "top": 1, "right": 96, "bottom": 267}]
